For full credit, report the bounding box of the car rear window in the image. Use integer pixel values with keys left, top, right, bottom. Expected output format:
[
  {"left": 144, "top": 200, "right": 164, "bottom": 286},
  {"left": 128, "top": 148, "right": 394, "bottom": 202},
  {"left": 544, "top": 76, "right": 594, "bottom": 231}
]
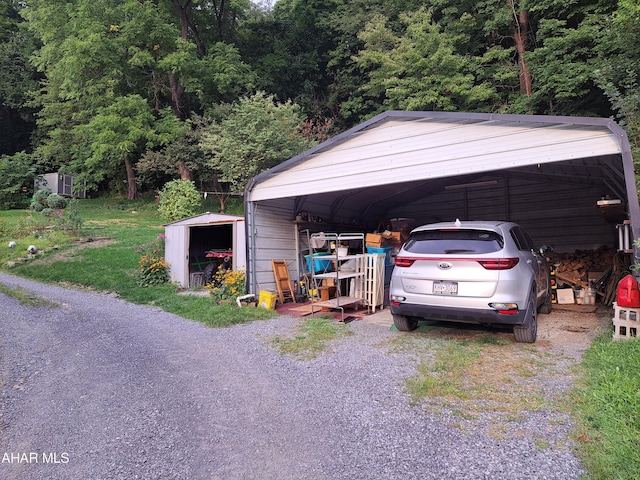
[{"left": 403, "top": 229, "right": 504, "bottom": 254}]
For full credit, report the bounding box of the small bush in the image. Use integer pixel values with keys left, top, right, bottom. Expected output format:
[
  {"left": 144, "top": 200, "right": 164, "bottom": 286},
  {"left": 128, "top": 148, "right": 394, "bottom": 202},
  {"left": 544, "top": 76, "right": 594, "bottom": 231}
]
[
  {"left": 46, "top": 193, "right": 68, "bottom": 209},
  {"left": 53, "top": 199, "right": 83, "bottom": 234},
  {"left": 30, "top": 188, "right": 51, "bottom": 212},
  {"left": 157, "top": 179, "right": 201, "bottom": 222}
]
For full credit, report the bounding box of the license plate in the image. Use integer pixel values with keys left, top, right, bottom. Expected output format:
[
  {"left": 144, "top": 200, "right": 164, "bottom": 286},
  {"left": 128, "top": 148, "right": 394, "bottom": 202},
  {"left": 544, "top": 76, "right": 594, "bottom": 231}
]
[{"left": 433, "top": 281, "right": 458, "bottom": 295}]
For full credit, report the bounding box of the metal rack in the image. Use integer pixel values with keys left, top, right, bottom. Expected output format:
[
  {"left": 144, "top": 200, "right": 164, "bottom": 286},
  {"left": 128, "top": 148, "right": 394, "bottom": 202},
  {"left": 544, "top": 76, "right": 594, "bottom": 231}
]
[{"left": 308, "top": 232, "right": 366, "bottom": 319}]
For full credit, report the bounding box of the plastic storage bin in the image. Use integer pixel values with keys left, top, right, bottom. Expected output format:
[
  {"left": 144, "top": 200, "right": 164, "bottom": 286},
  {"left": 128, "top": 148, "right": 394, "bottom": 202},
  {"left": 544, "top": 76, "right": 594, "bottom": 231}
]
[
  {"left": 366, "top": 246, "right": 393, "bottom": 266},
  {"left": 305, "top": 253, "right": 333, "bottom": 273}
]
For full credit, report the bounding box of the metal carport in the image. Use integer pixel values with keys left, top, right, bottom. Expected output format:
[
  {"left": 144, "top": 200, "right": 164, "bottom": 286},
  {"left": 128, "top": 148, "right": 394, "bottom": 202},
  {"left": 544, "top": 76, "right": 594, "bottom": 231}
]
[{"left": 244, "top": 111, "right": 639, "bottom": 295}]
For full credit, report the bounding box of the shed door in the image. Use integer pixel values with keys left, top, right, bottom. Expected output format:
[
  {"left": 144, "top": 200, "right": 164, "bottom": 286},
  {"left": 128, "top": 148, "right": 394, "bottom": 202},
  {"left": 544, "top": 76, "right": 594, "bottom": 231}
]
[{"left": 62, "top": 175, "right": 73, "bottom": 196}]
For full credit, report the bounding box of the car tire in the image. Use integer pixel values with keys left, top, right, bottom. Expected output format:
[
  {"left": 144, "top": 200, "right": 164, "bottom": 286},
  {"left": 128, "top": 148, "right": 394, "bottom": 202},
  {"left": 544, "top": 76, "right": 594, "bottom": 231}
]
[
  {"left": 514, "top": 292, "right": 537, "bottom": 343},
  {"left": 393, "top": 314, "right": 419, "bottom": 331}
]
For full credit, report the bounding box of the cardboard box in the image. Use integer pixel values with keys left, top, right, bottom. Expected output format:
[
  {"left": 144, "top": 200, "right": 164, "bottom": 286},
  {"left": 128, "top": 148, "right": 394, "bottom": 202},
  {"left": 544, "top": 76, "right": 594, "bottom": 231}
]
[
  {"left": 366, "top": 233, "right": 383, "bottom": 248},
  {"left": 557, "top": 288, "right": 575, "bottom": 305},
  {"left": 382, "top": 231, "right": 403, "bottom": 243}
]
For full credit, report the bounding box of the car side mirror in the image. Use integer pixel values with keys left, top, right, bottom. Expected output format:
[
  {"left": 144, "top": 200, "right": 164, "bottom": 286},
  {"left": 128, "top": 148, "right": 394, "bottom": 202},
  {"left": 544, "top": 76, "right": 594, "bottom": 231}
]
[{"left": 539, "top": 245, "right": 553, "bottom": 255}]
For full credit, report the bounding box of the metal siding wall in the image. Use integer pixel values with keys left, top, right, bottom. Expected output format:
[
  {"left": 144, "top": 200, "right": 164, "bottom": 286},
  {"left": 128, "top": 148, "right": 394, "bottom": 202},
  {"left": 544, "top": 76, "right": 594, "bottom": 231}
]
[
  {"left": 388, "top": 180, "right": 617, "bottom": 253},
  {"left": 250, "top": 203, "right": 298, "bottom": 294}
]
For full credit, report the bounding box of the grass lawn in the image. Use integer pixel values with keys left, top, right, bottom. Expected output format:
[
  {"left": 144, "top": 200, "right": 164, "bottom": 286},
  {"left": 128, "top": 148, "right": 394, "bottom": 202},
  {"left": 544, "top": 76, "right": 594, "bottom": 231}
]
[{"left": 0, "top": 197, "right": 275, "bottom": 327}]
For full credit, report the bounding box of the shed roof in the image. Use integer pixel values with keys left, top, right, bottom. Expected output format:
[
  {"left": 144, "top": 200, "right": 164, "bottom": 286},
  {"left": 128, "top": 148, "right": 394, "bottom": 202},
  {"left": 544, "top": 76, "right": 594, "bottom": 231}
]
[
  {"left": 164, "top": 212, "right": 244, "bottom": 227},
  {"left": 246, "top": 111, "right": 639, "bottom": 234}
]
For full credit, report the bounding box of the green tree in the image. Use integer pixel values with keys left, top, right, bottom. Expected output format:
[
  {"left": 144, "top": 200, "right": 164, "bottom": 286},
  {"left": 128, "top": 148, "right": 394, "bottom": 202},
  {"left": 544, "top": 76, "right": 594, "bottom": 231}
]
[
  {"left": 0, "top": 0, "right": 39, "bottom": 155},
  {"left": 349, "top": 8, "right": 498, "bottom": 118},
  {"left": 157, "top": 178, "right": 202, "bottom": 222},
  {"left": 594, "top": 0, "right": 640, "bottom": 158},
  {"left": 0, "top": 152, "right": 38, "bottom": 209},
  {"left": 522, "top": 0, "right": 615, "bottom": 116},
  {"left": 200, "top": 92, "right": 312, "bottom": 211},
  {"left": 22, "top": 0, "right": 255, "bottom": 198},
  {"left": 74, "top": 96, "right": 180, "bottom": 199}
]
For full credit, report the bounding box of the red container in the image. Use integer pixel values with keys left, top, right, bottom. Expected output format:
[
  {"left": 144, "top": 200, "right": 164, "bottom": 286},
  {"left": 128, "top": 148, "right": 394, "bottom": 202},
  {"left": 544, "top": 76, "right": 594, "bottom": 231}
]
[{"left": 617, "top": 274, "right": 640, "bottom": 307}]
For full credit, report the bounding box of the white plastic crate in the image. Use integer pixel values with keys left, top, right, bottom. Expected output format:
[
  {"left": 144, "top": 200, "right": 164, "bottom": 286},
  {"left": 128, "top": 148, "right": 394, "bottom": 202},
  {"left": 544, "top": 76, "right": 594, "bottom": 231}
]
[{"left": 612, "top": 302, "right": 640, "bottom": 340}]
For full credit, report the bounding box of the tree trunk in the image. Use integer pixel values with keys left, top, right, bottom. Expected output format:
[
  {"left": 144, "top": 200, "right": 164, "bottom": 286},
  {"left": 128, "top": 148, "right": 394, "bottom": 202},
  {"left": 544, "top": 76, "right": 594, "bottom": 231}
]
[
  {"left": 168, "top": 73, "right": 186, "bottom": 120},
  {"left": 124, "top": 154, "right": 138, "bottom": 200},
  {"left": 178, "top": 161, "right": 193, "bottom": 181},
  {"left": 508, "top": 0, "right": 532, "bottom": 96},
  {"left": 171, "top": 0, "right": 206, "bottom": 56}
]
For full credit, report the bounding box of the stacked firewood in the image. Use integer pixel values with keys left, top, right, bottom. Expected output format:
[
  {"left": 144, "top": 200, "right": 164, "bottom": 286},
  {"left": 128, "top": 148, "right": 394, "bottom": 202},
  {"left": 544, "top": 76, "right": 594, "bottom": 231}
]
[
  {"left": 547, "top": 245, "right": 632, "bottom": 306},
  {"left": 551, "top": 245, "right": 617, "bottom": 287}
]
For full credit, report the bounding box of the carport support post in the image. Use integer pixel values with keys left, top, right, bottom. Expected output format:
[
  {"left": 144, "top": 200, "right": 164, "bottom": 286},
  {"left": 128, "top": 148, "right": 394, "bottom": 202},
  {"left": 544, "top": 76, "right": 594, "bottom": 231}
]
[
  {"left": 244, "top": 198, "right": 258, "bottom": 295},
  {"left": 615, "top": 124, "right": 640, "bottom": 269}
]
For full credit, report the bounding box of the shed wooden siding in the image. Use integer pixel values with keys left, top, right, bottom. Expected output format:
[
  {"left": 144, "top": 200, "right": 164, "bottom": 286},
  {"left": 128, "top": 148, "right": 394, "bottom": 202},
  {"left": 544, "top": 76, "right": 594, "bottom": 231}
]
[{"left": 248, "top": 118, "right": 621, "bottom": 202}]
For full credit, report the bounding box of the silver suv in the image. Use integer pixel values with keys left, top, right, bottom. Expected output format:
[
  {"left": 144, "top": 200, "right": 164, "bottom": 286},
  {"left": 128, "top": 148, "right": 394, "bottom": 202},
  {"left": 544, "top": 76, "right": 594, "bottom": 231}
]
[{"left": 389, "top": 220, "right": 552, "bottom": 343}]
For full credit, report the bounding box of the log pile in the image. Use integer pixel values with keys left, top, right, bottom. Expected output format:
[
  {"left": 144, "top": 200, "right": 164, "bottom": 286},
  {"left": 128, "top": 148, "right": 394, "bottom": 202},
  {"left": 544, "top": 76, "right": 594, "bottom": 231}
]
[
  {"left": 548, "top": 245, "right": 633, "bottom": 306},
  {"left": 550, "top": 245, "right": 617, "bottom": 288}
]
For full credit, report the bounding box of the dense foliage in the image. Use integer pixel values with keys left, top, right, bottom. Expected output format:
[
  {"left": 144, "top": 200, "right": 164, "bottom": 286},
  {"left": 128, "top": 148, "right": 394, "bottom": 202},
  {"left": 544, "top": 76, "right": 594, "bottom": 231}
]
[
  {"left": 0, "top": 0, "right": 638, "bottom": 204},
  {"left": 157, "top": 179, "right": 202, "bottom": 222}
]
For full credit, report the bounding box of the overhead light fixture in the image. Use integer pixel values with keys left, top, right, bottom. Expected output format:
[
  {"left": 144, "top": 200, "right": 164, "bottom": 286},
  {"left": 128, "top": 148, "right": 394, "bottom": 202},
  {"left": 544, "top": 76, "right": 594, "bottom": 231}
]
[
  {"left": 444, "top": 180, "right": 499, "bottom": 190},
  {"left": 596, "top": 198, "right": 622, "bottom": 207}
]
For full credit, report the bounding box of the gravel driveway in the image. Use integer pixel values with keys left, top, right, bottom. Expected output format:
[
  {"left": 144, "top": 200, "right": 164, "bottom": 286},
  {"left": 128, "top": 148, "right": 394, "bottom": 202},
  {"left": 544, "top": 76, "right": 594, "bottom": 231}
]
[{"left": 0, "top": 272, "right": 586, "bottom": 479}]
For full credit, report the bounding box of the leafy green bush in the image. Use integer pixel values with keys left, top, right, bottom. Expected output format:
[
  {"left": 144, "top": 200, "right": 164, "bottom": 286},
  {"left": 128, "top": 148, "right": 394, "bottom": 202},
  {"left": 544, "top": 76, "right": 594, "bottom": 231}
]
[
  {"left": 46, "top": 193, "right": 68, "bottom": 209},
  {"left": 30, "top": 188, "right": 51, "bottom": 212},
  {"left": 157, "top": 179, "right": 201, "bottom": 222}
]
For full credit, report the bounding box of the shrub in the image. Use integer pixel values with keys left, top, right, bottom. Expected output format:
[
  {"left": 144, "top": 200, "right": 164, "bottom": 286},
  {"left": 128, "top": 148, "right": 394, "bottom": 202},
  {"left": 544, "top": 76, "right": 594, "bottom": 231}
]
[
  {"left": 157, "top": 179, "right": 201, "bottom": 222},
  {"left": 46, "top": 193, "right": 68, "bottom": 209},
  {"left": 53, "top": 199, "right": 83, "bottom": 235},
  {"left": 30, "top": 188, "right": 51, "bottom": 212}
]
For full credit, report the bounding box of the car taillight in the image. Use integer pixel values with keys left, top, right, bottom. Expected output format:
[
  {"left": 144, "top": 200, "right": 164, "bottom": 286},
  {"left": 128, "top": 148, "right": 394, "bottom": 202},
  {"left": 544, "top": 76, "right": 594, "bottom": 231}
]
[
  {"left": 478, "top": 258, "right": 519, "bottom": 270},
  {"left": 394, "top": 257, "right": 416, "bottom": 267}
]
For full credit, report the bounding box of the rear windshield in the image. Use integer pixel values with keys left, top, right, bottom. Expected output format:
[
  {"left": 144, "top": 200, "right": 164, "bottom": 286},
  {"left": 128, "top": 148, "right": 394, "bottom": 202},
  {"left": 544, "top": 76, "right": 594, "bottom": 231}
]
[{"left": 403, "top": 229, "right": 504, "bottom": 254}]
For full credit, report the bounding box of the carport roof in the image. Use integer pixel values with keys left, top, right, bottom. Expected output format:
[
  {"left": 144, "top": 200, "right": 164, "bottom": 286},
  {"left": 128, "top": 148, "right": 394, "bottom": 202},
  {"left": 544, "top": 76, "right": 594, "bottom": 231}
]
[{"left": 246, "top": 111, "right": 639, "bottom": 234}]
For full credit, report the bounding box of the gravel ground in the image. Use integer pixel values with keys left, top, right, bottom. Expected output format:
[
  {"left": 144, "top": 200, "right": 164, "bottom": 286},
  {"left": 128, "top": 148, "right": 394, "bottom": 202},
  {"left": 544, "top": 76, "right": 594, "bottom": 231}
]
[{"left": 0, "top": 272, "right": 586, "bottom": 479}]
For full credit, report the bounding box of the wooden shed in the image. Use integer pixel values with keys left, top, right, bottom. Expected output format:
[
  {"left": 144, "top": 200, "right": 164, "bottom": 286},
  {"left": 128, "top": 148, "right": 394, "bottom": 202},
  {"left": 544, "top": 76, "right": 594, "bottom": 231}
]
[
  {"left": 244, "top": 111, "right": 640, "bottom": 297},
  {"left": 164, "top": 213, "right": 246, "bottom": 288}
]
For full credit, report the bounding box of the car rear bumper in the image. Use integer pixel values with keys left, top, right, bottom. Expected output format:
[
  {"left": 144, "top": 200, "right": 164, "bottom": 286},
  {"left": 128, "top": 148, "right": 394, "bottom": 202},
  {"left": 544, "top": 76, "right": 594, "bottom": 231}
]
[{"left": 390, "top": 302, "right": 527, "bottom": 325}]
